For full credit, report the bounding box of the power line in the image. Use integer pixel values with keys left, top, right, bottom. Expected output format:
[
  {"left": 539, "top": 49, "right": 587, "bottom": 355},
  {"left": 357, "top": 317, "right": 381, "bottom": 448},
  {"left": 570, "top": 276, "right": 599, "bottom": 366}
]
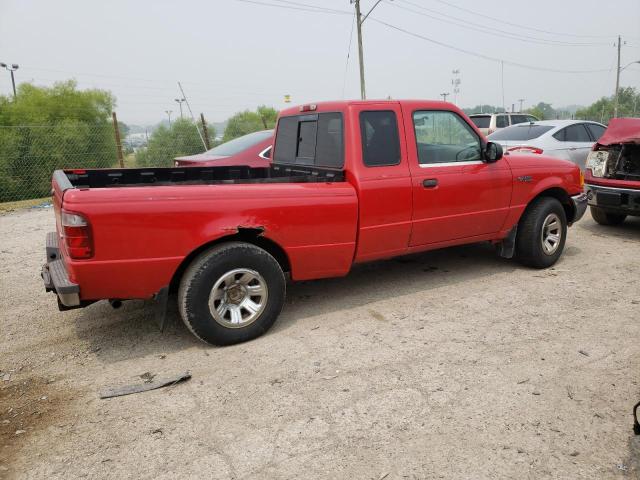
[
  {"left": 430, "top": 0, "right": 631, "bottom": 40},
  {"left": 393, "top": 0, "right": 610, "bottom": 47},
  {"left": 370, "top": 17, "right": 611, "bottom": 74},
  {"left": 234, "top": 0, "right": 350, "bottom": 15},
  {"left": 341, "top": 12, "right": 357, "bottom": 99}
]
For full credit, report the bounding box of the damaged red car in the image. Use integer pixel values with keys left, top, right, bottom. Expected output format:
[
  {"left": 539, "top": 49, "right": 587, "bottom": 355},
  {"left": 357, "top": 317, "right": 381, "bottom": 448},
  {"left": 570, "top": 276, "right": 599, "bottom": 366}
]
[{"left": 584, "top": 118, "right": 640, "bottom": 225}]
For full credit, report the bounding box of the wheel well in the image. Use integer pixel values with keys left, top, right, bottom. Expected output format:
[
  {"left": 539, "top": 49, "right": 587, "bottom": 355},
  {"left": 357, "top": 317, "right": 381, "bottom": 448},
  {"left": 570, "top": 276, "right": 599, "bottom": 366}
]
[
  {"left": 529, "top": 187, "right": 575, "bottom": 223},
  {"left": 168, "top": 229, "right": 291, "bottom": 293}
]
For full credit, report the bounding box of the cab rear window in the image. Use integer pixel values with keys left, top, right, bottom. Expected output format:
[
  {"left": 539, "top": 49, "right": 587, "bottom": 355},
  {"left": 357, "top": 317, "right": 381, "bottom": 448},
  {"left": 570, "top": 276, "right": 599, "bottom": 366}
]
[{"left": 273, "top": 112, "right": 343, "bottom": 168}]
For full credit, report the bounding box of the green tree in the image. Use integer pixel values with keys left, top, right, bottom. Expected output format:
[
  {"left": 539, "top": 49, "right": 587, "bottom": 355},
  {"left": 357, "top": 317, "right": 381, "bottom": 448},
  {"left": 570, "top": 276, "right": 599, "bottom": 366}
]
[
  {"left": 525, "top": 102, "right": 556, "bottom": 120},
  {"left": 223, "top": 106, "right": 277, "bottom": 142},
  {"left": 575, "top": 87, "right": 639, "bottom": 124},
  {"left": 135, "top": 118, "right": 215, "bottom": 167},
  {"left": 0, "top": 80, "right": 116, "bottom": 201}
]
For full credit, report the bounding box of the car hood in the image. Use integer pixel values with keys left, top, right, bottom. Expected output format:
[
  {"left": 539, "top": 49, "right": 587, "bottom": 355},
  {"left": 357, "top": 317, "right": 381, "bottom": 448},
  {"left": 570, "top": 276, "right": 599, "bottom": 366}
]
[{"left": 597, "top": 118, "right": 640, "bottom": 146}]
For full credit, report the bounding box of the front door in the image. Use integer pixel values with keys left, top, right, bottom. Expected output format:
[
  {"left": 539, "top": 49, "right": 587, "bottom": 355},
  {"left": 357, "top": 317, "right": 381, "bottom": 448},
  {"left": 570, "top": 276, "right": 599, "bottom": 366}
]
[{"left": 405, "top": 109, "right": 512, "bottom": 246}]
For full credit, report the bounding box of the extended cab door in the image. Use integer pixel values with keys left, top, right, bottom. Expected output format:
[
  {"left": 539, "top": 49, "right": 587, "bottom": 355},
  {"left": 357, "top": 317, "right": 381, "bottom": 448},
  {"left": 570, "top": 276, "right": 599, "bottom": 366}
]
[
  {"left": 403, "top": 107, "right": 512, "bottom": 246},
  {"left": 350, "top": 103, "right": 413, "bottom": 262}
]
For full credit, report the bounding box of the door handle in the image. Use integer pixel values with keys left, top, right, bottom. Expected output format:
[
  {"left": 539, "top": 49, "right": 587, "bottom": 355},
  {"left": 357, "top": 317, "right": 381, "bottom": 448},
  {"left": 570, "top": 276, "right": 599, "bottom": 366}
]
[{"left": 423, "top": 178, "right": 438, "bottom": 188}]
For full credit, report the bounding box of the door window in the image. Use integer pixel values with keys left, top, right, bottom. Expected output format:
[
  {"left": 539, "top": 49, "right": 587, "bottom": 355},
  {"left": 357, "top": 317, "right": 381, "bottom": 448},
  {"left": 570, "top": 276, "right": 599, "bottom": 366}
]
[
  {"left": 360, "top": 111, "right": 401, "bottom": 167},
  {"left": 509, "top": 114, "right": 531, "bottom": 125},
  {"left": 554, "top": 124, "right": 591, "bottom": 142},
  {"left": 413, "top": 110, "right": 482, "bottom": 165},
  {"left": 496, "top": 115, "right": 509, "bottom": 128},
  {"left": 586, "top": 123, "right": 605, "bottom": 141}
]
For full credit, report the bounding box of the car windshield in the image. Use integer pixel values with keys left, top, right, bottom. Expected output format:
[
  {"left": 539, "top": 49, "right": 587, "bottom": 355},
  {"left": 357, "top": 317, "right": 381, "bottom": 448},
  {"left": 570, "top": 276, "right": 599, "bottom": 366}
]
[
  {"left": 205, "top": 130, "right": 273, "bottom": 156},
  {"left": 489, "top": 124, "right": 554, "bottom": 141},
  {"left": 470, "top": 115, "right": 490, "bottom": 128}
]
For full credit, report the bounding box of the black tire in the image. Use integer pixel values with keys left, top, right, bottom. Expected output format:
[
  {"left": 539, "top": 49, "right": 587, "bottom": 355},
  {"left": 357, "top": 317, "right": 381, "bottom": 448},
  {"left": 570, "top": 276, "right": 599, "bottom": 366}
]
[
  {"left": 590, "top": 206, "right": 627, "bottom": 226},
  {"left": 516, "top": 197, "right": 567, "bottom": 269},
  {"left": 178, "top": 242, "right": 285, "bottom": 346}
]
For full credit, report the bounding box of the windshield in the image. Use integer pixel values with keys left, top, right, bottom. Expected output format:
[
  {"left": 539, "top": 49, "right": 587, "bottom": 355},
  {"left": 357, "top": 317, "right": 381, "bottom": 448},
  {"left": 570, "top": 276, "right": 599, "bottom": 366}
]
[
  {"left": 469, "top": 115, "right": 490, "bottom": 128},
  {"left": 205, "top": 130, "right": 273, "bottom": 156},
  {"left": 489, "top": 124, "right": 554, "bottom": 141}
]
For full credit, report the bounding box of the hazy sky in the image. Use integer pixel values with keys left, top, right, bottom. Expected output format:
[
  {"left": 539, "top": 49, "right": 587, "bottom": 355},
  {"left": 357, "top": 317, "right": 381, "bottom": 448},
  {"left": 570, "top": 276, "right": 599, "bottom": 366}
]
[{"left": 1, "top": 0, "right": 639, "bottom": 124}]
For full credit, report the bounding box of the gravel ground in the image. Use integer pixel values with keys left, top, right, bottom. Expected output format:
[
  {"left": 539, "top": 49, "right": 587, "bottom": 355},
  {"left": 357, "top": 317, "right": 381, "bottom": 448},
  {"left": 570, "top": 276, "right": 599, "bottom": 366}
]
[{"left": 0, "top": 207, "right": 639, "bottom": 479}]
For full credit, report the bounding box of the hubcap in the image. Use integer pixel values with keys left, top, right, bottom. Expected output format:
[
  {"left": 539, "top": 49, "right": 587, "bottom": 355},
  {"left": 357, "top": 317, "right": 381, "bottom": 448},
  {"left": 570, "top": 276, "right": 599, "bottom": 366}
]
[
  {"left": 541, "top": 213, "right": 562, "bottom": 255},
  {"left": 208, "top": 268, "right": 268, "bottom": 328}
]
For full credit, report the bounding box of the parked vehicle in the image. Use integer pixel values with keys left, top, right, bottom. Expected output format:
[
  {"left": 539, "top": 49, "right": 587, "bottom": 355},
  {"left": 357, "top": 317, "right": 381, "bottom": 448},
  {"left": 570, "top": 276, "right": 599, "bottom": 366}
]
[
  {"left": 469, "top": 112, "right": 539, "bottom": 135},
  {"left": 174, "top": 130, "right": 272, "bottom": 168},
  {"left": 584, "top": 117, "right": 640, "bottom": 225},
  {"left": 488, "top": 120, "right": 606, "bottom": 170},
  {"left": 42, "top": 100, "right": 586, "bottom": 345}
]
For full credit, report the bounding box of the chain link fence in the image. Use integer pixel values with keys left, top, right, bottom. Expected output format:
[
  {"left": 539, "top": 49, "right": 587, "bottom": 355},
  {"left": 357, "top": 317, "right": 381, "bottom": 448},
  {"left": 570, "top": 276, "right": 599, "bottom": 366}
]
[{"left": 0, "top": 120, "right": 210, "bottom": 203}]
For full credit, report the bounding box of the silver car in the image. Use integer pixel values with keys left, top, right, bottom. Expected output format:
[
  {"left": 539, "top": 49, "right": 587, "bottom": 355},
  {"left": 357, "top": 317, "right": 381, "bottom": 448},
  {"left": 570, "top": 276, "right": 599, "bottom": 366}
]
[{"left": 487, "top": 119, "right": 606, "bottom": 169}]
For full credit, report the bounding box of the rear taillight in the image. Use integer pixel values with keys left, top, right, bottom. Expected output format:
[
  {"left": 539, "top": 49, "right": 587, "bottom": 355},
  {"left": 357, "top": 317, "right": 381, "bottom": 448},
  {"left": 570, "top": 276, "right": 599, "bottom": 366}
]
[
  {"left": 61, "top": 210, "right": 93, "bottom": 259},
  {"left": 507, "top": 146, "right": 543, "bottom": 155}
]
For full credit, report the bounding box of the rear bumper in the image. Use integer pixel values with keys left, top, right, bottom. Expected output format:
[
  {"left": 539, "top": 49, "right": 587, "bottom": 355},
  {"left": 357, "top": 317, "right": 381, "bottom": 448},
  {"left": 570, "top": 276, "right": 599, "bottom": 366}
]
[
  {"left": 42, "top": 232, "right": 80, "bottom": 308},
  {"left": 570, "top": 192, "right": 588, "bottom": 224},
  {"left": 585, "top": 183, "right": 640, "bottom": 216}
]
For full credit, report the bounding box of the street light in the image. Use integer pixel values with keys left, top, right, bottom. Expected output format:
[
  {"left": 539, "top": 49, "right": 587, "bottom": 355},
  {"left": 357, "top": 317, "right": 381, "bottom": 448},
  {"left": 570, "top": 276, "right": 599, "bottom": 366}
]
[
  {"left": 165, "top": 110, "right": 173, "bottom": 127},
  {"left": 174, "top": 98, "right": 185, "bottom": 119},
  {"left": 0, "top": 62, "right": 19, "bottom": 100}
]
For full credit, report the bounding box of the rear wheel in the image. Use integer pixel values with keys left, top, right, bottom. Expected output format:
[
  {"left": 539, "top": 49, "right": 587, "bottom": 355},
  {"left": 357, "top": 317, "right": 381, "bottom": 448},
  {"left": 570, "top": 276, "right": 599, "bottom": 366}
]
[
  {"left": 590, "top": 206, "right": 626, "bottom": 226},
  {"left": 178, "top": 242, "right": 286, "bottom": 345},
  {"left": 516, "top": 197, "right": 567, "bottom": 269}
]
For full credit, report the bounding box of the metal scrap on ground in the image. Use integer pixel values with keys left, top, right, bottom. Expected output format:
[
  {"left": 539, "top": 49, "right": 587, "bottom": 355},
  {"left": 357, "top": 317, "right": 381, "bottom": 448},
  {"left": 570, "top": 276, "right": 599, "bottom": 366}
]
[{"left": 99, "top": 372, "right": 191, "bottom": 399}]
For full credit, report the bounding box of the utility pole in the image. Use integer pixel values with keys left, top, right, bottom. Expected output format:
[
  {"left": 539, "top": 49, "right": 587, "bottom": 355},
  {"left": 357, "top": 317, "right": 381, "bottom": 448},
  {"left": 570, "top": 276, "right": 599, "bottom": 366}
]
[
  {"left": 111, "top": 112, "right": 125, "bottom": 168},
  {"left": 614, "top": 35, "right": 622, "bottom": 118},
  {"left": 174, "top": 98, "right": 185, "bottom": 119},
  {"left": 354, "top": 0, "right": 366, "bottom": 100},
  {"left": 440, "top": 92, "right": 450, "bottom": 102},
  {"left": 165, "top": 110, "right": 173, "bottom": 127},
  {"left": 351, "top": 0, "right": 386, "bottom": 100},
  {"left": 200, "top": 113, "right": 211, "bottom": 150},
  {"left": 0, "top": 62, "right": 19, "bottom": 100},
  {"left": 518, "top": 98, "right": 525, "bottom": 112}
]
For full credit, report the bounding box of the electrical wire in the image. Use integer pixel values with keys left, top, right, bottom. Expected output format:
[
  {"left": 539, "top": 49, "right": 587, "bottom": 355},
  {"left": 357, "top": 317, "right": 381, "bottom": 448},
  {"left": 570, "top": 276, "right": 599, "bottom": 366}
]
[
  {"left": 234, "top": 0, "right": 350, "bottom": 15},
  {"left": 429, "top": 0, "right": 635, "bottom": 40},
  {"left": 392, "top": 0, "right": 610, "bottom": 46},
  {"left": 341, "top": 12, "right": 357, "bottom": 99},
  {"left": 370, "top": 17, "right": 611, "bottom": 74}
]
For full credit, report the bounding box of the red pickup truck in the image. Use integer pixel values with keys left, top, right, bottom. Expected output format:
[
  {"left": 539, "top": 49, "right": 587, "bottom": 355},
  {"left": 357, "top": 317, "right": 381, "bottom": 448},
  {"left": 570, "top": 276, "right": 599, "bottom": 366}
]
[{"left": 42, "top": 100, "right": 587, "bottom": 345}]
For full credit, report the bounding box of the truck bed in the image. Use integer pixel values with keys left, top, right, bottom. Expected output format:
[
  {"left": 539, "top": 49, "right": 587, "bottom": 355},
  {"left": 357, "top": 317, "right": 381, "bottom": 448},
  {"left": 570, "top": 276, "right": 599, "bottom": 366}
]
[{"left": 55, "top": 163, "right": 344, "bottom": 190}]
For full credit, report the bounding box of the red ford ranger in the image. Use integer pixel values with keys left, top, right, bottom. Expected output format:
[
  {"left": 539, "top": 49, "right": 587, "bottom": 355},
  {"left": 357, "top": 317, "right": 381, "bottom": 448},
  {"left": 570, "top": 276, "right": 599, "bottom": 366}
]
[
  {"left": 584, "top": 118, "right": 640, "bottom": 225},
  {"left": 42, "top": 100, "right": 587, "bottom": 345}
]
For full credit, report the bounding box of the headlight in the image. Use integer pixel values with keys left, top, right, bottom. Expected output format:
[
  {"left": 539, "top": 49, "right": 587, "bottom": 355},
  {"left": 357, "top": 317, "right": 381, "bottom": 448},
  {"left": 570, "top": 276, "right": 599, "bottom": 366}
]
[{"left": 586, "top": 150, "right": 609, "bottom": 177}]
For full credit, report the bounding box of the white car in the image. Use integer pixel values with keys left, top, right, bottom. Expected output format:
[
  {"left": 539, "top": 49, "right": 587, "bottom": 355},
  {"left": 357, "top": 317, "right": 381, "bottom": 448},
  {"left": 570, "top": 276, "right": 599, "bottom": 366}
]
[{"left": 487, "top": 120, "right": 606, "bottom": 169}]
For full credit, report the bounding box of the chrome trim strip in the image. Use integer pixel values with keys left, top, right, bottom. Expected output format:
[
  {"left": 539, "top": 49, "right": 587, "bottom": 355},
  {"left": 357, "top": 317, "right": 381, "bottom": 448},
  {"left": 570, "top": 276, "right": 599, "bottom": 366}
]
[
  {"left": 585, "top": 183, "right": 640, "bottom": 194},
  {"left": 418, "top": 160, "right": 483, "bottom": 168}
]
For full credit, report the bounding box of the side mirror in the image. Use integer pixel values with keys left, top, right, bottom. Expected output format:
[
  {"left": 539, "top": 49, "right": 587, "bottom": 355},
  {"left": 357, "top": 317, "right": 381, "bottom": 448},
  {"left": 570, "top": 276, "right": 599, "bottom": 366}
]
[{"left": 484, "top": 141, "right": 503, "bottom": 163}]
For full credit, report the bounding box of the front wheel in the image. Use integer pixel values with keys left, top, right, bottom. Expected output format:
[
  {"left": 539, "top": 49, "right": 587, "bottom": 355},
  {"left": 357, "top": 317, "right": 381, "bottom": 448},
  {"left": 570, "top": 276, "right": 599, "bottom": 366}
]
[
  {"left": 178, "top": 242, "right": 286, "bottom": 345},
  {"left": 516, "top": 197, "right": 567, "bottom": 269},
  {"left": 590, "top": 206, "right": 627, "bottom": 226}
]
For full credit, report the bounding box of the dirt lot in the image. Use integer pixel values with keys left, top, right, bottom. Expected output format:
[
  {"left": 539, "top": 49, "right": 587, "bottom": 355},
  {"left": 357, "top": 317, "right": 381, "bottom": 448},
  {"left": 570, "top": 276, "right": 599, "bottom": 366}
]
[{"left": 0, "top": 207, "right": 639, "bottom": 479}]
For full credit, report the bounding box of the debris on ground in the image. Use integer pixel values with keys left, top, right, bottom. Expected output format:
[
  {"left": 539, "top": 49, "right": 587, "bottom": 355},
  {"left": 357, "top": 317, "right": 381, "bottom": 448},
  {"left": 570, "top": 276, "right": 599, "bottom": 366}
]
[
  {"left": 99, "top": 372, "right": 191, "bottom": 399},
  {"left": 578, "top": 350, "right": 590, "bottom": 357}
]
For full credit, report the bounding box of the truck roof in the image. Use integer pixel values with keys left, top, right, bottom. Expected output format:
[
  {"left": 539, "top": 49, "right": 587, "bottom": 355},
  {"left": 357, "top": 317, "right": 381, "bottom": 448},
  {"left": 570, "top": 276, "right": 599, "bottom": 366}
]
[{"left": 279, "top": 99, "right": 458, "bottom": 117}]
